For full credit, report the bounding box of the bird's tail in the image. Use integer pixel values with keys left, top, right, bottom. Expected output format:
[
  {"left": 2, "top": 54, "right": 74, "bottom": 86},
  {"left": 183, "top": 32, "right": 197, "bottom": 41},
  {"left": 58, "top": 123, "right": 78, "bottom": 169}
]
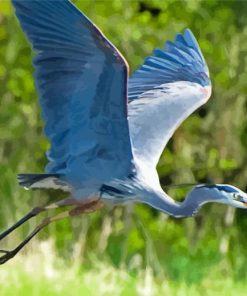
[{"left": 17, "top": 173, "right": 71, "bottom": 192}]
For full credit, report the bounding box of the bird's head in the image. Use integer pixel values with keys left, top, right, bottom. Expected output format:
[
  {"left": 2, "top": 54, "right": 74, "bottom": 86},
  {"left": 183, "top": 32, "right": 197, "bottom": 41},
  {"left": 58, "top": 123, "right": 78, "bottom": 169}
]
[{"left": 196, "top": 184, "right": 247, "bottom": 209}]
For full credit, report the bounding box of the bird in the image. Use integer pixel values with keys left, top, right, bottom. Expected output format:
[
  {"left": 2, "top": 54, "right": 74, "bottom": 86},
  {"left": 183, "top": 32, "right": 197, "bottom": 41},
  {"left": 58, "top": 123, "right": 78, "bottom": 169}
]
[{"left": 0, "top": 0, "right": 246, "bottom": 265}]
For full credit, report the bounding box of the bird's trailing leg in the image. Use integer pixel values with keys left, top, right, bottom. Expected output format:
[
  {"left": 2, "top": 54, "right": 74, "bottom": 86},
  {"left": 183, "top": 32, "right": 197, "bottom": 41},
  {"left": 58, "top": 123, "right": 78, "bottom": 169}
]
[
  {"left": 0, "top": 207, "right": 43, "bottom": 241},
  {"left": 0, "top": 198, "right": 103, "bottom": 264},
  {"left": 0, "top": 197, "right": 76, "bottom": 242},
  {"left": 0, "top": 210, "right": 71, "bottom": 265}
]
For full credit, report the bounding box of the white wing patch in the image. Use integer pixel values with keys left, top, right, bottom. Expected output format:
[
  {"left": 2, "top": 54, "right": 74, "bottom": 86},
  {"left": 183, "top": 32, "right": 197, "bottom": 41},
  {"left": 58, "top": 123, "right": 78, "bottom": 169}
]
[
  {"left": 128, "top": 81, "right": 211, "bottom": 168},
  {"left": 28, "top": 177, "right": 72, "bottom": 192}
]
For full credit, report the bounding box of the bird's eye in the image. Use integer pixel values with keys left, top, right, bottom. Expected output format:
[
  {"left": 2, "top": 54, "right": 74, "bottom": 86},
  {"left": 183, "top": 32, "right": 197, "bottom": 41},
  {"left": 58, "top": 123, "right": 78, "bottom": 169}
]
[{"left": 233, "top": 193, "right": 243, "bottom": 202}]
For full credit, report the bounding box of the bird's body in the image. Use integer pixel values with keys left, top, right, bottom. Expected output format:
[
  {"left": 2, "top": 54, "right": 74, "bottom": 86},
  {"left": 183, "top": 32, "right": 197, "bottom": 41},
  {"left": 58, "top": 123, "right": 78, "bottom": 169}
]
[{"left": 0, "top": 0, "right": 246, "bottom": 264}]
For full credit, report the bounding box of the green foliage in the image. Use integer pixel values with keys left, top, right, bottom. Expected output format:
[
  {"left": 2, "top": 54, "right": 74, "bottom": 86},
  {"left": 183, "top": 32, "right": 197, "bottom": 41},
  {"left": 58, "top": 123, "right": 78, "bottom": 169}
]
[
  {"left": 0, "top": 0, "right": 247, "bottom": 292},
  {"left": 1, "top": 245, "right": 247, "bottom": 296}
]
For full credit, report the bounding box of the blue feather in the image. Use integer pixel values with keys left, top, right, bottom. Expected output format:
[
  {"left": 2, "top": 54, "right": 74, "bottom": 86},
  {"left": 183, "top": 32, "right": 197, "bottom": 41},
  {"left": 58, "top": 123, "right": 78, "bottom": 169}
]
[
  {"left": 128, "top": 29, "right": 210, "bottom": 101},
  {"left": 12, "top": 0, "right": 135, "bottom": 191}
]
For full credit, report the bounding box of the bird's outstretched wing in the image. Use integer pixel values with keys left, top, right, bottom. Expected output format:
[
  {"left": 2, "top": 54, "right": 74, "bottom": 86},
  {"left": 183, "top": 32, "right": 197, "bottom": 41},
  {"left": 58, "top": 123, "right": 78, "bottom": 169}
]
[
  {"left": 128, "top": 29, "right": 211, "bottom": 168},
  {"left": 12, "top": 0, "right": 134, "bottom": 186}
]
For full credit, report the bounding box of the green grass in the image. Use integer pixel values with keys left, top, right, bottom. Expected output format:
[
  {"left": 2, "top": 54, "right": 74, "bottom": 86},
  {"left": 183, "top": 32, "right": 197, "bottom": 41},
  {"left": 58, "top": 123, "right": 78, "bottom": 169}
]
[{"left": 0, "top": 240, "right": 246, "bottom": 296}]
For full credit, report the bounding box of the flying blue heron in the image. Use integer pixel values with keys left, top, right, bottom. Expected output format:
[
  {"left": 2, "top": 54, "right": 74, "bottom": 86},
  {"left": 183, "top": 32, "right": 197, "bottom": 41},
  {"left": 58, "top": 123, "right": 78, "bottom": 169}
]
[{"left": 0, "top": 0, "right": 246, "bottom": 265}]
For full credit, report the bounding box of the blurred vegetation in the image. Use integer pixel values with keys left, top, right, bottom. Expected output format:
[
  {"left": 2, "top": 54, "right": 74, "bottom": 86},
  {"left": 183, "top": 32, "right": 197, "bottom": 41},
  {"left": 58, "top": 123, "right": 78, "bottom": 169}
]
[
  {"left": 0, "top": 0, "right": 247, "bottom": 293},
  {"left": 1, "top": 241, "right": 247, "bottom": 296}
]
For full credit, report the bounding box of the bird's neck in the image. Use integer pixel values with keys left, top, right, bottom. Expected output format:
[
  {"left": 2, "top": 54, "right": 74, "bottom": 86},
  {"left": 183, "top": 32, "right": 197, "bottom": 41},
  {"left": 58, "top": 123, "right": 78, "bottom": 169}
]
[{"left": 141, "top": 186, "right": 222, "bottom": 218}]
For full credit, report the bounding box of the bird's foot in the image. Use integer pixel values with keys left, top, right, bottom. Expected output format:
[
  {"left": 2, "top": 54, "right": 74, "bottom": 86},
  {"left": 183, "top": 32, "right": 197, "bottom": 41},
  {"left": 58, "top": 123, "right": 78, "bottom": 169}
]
[{"left": 0, "top": 249, "right": 16, "bottom": 265}]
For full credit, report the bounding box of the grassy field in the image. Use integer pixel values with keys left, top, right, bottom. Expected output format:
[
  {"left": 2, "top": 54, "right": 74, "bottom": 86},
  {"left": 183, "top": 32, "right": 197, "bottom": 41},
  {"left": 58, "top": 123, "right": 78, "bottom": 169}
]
[{"left": 0, "top": 240, "right": 246, "bottom": 296}]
